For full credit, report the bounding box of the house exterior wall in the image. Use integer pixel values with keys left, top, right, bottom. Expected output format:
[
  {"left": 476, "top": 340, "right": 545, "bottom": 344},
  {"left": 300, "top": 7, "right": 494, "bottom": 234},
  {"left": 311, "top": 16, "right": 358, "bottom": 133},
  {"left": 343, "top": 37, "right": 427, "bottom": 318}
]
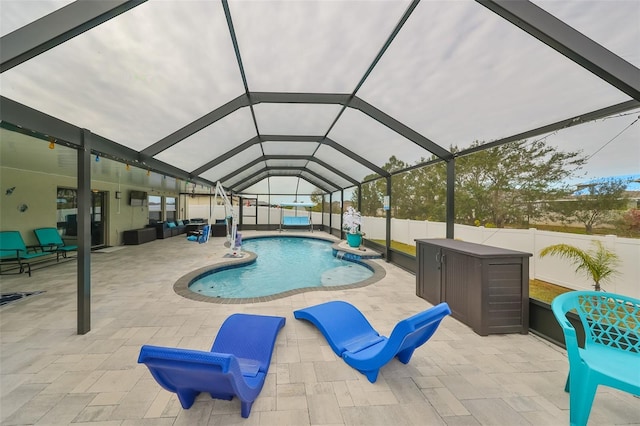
[{"left": 0, "top": 167, "right": 178, "bottom": 246}]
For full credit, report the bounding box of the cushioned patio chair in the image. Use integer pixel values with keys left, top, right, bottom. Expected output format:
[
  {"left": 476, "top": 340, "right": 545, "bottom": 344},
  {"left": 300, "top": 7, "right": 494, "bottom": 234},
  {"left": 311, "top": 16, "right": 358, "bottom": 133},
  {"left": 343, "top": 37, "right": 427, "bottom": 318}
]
[
  {"left": 33, "top": 227, "right": 78, "bottom": 261},
  {"left": 552, "top": 291, "right": 640, "bottom": 426},
  {"left": 0, "top": 231, "right": 51, "bottom": 276},
  {"left": 138, "top": 313, "right": 285, "bottom": 418},
  {"left": 281, "top": 216, "right": 312, "bottom": 232},
  {"left": 294, "top": 300, "right": 451, "bottom": 383}
]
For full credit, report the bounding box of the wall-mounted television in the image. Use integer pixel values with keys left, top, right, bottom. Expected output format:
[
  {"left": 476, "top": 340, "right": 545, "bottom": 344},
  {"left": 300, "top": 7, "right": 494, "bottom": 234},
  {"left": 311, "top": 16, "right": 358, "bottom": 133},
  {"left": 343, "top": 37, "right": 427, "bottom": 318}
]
[{"left": 129, "top": 190, "right": 148, "bottom": 206}]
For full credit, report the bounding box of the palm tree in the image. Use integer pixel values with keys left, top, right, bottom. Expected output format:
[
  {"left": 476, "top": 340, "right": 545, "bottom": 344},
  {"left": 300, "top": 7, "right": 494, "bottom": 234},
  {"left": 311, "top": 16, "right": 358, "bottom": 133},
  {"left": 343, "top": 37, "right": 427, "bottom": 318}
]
[{"left": 539, "top": 241, "right": 620, "bottom": 291}]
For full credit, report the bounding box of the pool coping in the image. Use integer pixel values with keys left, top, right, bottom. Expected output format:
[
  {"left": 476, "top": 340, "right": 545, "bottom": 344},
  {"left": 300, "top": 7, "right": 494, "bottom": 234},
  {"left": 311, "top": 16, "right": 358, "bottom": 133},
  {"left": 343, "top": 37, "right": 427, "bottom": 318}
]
[{"left": 173, "top": 234, "right": 387, "bottom": 304}]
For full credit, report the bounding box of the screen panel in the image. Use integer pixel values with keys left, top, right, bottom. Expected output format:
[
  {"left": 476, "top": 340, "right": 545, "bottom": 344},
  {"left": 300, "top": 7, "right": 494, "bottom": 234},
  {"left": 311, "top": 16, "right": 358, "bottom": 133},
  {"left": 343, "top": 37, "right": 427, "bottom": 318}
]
[
  {"left": 1, "top": 1, "right": 245, "bottom": 150},
  {"left": 537, "top": 108, "right": 640, "bottom": 183},
  {"left": 533, "top": 0, "right": 640, "bottom": 68},
  {"left": 305, "top": 162, "right": 353, "bottom": 189},
  {"left": 265, "top": 159, "right": 308, "bottom": 168},
  {"left": 154, "top": 108, "right": 256, "bottom": 172},
  {"left": 262, "top": 141, "right": 319, "bottom": 156},
  {"left": 199, "top": 145, "right": 263, "bottom": 183},
  {"left": 329, "top": 108, "right": 434, "bottom": 167},
  {"left": 221, "top": 162, "right": 267, "bottom": 189},
  {"left": 228, "top": 0, "right": 410, "bottom": 93},
  {"left": 314, "top": 144, "right": 380, "bottom": 181},
  {"left": 253, "top": 103, "right": 342, "bottom": 135},
  {"left": 1, "top": 0, "right": 74, "bottom": 36},
  {"left": 358, "top": 1, "right": 631, "bottom": 153},
  {"left": 241, "top": 176, "right": 302, "bottom": 195}
]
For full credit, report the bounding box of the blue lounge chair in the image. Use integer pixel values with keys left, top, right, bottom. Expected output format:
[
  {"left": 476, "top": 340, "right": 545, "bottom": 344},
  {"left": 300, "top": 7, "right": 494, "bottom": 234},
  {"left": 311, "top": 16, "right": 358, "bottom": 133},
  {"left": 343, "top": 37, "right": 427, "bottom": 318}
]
[
  {"left": 138, "top": 313, "right": 285, "bottom": 418},
  {"left": 33, "top": 227, "right": 78, "bottom": 261},
  {"left": 197, "top": 224, "right": 211, "bottom": 244},
  {"left": 552, "top": 291, "right": 640, "bottom": 426},
  {"left": 0, "top": 231, "right": 51, "bottom": 276},
  {"left": 294, "top": 300, "right": 451, "bottom": 383}
]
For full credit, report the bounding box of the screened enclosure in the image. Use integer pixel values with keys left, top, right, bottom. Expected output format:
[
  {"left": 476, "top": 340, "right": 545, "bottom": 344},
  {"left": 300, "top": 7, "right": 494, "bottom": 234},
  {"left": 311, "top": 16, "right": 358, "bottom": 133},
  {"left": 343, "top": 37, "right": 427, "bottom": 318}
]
[
  {"left": 2, "top": 1, "right": 638, "bottom": 198},
  {"left": 1, "top": 1, "right": 638, "bottom": 331}
]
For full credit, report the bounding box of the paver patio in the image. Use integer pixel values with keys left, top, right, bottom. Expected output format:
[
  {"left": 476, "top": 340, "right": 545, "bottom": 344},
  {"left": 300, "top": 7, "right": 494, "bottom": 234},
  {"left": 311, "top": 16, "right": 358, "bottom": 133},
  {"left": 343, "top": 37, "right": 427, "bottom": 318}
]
[{"left": 1, "top": 231, "right": 638, "bottom": 425}]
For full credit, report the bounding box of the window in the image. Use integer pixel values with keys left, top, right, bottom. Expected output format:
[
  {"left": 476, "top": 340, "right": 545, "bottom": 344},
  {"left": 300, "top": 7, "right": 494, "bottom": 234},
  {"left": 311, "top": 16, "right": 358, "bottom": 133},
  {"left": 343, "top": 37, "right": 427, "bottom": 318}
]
[
  {"left": 148, "top": 195, "right": 162, "bottom": 223},
  {"left": 166, "top": 197, "right": 176, "bottom": 221}
]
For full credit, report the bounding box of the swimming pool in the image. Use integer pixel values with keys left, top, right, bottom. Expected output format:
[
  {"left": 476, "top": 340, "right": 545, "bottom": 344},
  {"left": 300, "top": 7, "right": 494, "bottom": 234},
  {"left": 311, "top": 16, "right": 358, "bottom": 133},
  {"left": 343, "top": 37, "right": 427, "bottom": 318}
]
[{"left": 187, "top": 236, "right": 376, "bottom": 299}]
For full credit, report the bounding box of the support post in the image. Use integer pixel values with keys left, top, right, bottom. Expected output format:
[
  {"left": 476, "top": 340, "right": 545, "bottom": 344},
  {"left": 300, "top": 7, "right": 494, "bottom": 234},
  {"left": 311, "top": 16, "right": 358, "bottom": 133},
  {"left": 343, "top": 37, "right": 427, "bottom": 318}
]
[
  {"left": 340, "top": 190, "right": 344, "bottom": 238},
  {"left": 77, "top": 129, "right": 92, "bottom": 334},
  {"left": 320, "top": 193, "right": 325, "bottom": 230},
  {"left": 446, "top": 158, "right": 455, "bottom": 239},
  {"left": 329, "top": 193, "right": 333, "bottom": 233},
  {"left": 386, "top": 176, "right": 392, "bottom": 261}
]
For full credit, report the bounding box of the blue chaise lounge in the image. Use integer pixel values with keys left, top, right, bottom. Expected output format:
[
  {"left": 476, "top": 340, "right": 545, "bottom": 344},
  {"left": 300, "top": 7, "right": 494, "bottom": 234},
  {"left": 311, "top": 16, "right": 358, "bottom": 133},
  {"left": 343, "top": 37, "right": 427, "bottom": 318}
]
[
  {"left": 138, "top": 313, "right": 285, "bottom": 418},
  {"left": 294, "top": 300, "right": 451, "bottom": 382}
]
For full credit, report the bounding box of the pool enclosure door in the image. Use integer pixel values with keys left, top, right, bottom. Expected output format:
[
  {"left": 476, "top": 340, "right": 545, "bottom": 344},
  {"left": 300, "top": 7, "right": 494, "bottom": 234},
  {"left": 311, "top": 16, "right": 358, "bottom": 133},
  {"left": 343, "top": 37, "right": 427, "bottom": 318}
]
[
  {"left": 242, "top": 197, "right": 257, "bottom": 226},
  {"left": 90, "top": 191, "right": 106, "bottom": 247}
]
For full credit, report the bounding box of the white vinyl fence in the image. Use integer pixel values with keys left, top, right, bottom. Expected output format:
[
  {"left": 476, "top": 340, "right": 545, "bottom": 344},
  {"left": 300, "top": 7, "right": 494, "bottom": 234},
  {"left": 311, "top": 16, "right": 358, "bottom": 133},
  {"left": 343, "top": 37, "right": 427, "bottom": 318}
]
[
  {"left": 186, "top": 203, "right": 639, "bottom": 298},
  {"left": 365, "top": 217, "right": 639, "bottom": 299}
]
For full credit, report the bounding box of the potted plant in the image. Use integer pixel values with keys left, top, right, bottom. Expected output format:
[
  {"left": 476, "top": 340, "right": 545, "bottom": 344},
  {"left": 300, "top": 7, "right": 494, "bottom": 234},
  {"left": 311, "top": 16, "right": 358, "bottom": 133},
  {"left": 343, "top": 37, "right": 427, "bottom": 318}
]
[{"left": 343, "top": 206, "right": 364, "bottom": 248}]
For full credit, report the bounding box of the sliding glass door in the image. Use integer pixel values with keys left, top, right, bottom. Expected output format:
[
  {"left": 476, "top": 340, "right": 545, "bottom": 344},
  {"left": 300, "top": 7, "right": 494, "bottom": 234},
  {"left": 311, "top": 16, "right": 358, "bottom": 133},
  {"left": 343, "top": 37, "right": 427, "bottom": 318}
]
[{"left": 57, "top": 188, "right": 106, "bottom": 247}]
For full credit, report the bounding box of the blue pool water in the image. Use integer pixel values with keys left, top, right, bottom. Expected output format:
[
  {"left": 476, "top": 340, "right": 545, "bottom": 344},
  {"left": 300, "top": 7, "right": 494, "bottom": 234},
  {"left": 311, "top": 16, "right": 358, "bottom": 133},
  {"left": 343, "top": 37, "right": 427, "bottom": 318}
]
[{"left": 189, "top": 237, "right": 373, "bottom": 298}]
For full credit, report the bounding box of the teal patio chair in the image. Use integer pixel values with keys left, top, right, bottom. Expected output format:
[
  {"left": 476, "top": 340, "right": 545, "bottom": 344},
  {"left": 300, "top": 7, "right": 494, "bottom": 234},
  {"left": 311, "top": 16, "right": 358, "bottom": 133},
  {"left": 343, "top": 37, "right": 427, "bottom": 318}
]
[
  {"left": 551, "top": 291, "right": 640, "bottom": 426},
  {"left": 34, "top": 227, "right": 78, "bottom": 261},
  {"left": 0, "top": 231, "right": 51, "bottom": 276}
]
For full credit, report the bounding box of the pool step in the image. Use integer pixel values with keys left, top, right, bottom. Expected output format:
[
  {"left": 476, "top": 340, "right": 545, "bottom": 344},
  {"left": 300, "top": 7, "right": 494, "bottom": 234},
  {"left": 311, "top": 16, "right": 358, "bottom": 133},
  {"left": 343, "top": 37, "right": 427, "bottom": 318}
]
[{"left": 332, "top": 241, "right": 382, "bottom": 261}]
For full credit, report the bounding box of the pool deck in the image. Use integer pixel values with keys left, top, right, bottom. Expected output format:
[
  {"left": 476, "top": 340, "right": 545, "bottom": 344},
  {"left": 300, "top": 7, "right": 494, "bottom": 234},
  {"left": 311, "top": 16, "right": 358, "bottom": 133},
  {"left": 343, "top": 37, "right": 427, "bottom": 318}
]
[{"left": 1, "top": 230, "right": 639, "bottom": 425}]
